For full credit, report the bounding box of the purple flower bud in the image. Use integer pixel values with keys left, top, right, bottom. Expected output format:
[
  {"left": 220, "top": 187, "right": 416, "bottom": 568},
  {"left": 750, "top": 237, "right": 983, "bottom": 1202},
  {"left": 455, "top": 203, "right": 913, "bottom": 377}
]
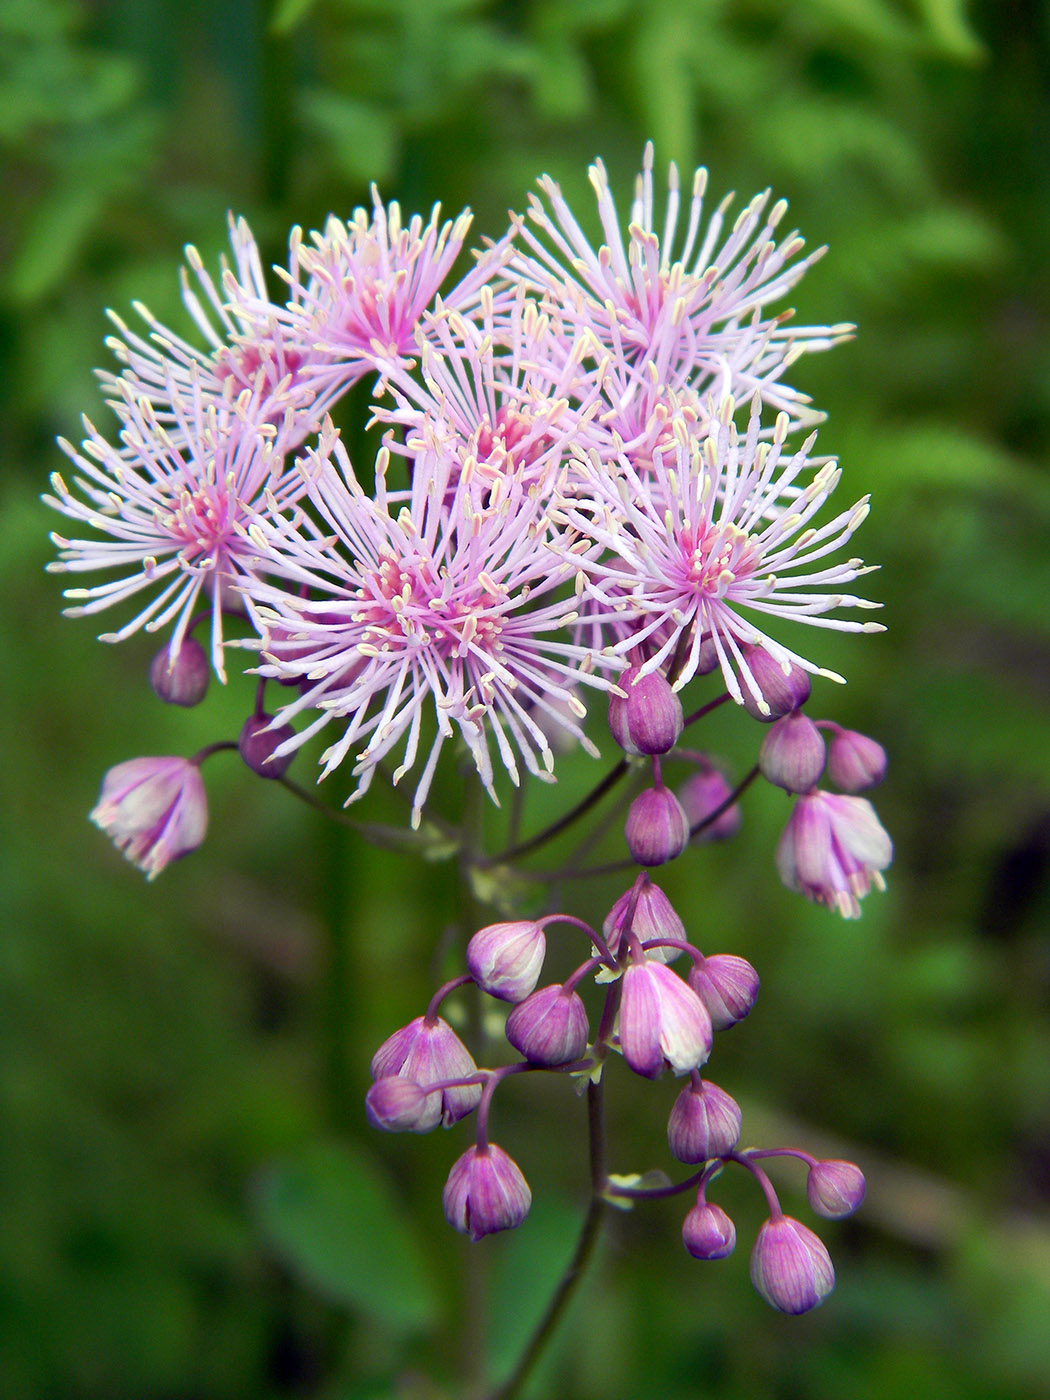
[
  {"left": 619, "top": 961, "right": 712, "bottom": 1078},
  {"left": 676, "top": 765, "right": 741, "bottom": 842},
  {"left": 149, "top": 637, "right": 210, "bottom": 707},
  {"left": 750, "top": 1216, "right": 835, "bottom": 1314},
  {"left": 466, "top": 920, "right": 546, "bottom": 1003},
  {"left": 668, "top": 1079, "right": 742, "bottom": 1163},
  {"left": 682, "top": 1199, "right": 737, "bottom": 1260},
  {"left": 238, "top": 715, "right": 297, "bottom": 779},
  {"left": 776, "top": 790, "right": 893, "bottom": 919},
  {"left": 365, "top": 1077, "right": 431, "bottom": 1132},
  {"left": 602, "top": 880, "right": 685, "bottom": 964},
  {"left": 759, "top": 712, "right": 826, "bottom": 793},
  {"left": 739, "top": 645, "right": 811, "bottom": 722},
  {"left": 807, "top": 1159, "right": 866, "bottom": 1219},
  {"left": 688, "top": 954, "right": 760, "bottom": 1031},
  {"left": 505, "top": 983, "right": 589, "bottom": 1065},
  {"left": 826, "top": 727, "right": 887, "bottom": 792},
  {"left": 625, "top": 785, "right": 690, "bottom": 867},
  {"left": 442, "top": 1144, "right": 532, "bottom": 1241},
  {"left": 90, "top": 756, "right": 207, "bottom": 880},
  {"left": 608, "top": 667, "right": 684, "bottom": 756},
  {"left": 370, "top": 1016, "right": 482, "bottom": 1130}
]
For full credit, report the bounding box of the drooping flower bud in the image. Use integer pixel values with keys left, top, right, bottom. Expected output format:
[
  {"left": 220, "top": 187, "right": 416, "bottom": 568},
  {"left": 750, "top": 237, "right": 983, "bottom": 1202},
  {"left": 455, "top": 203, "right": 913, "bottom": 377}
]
[
  {"left": 682, "top": 1199, "right": 737, "bottom": 1260},
  {"left": 776, "top": 790, "right": 892, "bottom": 918},
  {"left": 608, "top": 667, "right": 684, "bottom": 756},
  {"left": 807, "top": 1159, "right": 866, "bottom": 1219},
  {"left": 759, "top": 712, "right": 826, "bottom": 793},
  {"left": 364, "top": 1077, "right": 431, "bottom": 1132},
  {"left": 625, "top": 785, "right": 690, "bottom": 867},
  {"left": 149, "top": 637, "right": 210, "bottom": 707},
  {"left": 370, "top": 1016, "right": 482, "bottom": 1130},
  {"left": 602, "top": 879, "right": 685, "bottom": 964},
  {"left": 238, "top": 715, "right": 297, "bottom": 779},
  {"left": 739, "top": 645, "right": 811, "bottom": 721},
  {"left": 667, "top": 1079, "right": 742, "bottom": 1162},
  {"left": 90, "top": 756, "right": 207, "bottom": 880},
  {"left": 688, "top": 954, "right": 760, "bottom": 1031},
  {"left": 505, "top": 983, "right": 589, "bottom": 1066},
  {"left": 466, "top": 920, "right": 546, "bottom": 1003},
  {"left": 677, "top": 764, "right": 741, "bottom": 842},
  {"left": 442, "top": 1144, "right": 532, "bottom": 1240},
  {"left": 826, "top": 727, "right": 887, "bottom": 792},
  {"left": 750, "top": 1216, "right": 835, "bottom": 1314},
  {"left": 618, "top": 960, "right": 712, "bottom": 1078}
]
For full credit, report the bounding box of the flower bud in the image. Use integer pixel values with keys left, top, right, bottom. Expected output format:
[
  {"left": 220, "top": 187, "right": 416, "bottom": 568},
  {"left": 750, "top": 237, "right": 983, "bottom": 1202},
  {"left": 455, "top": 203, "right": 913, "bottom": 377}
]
[
  {"left": 807, "top": 1159, "right": 866, "bottom": 1219},
  {"left": 688, "top": 954, "right": 760, "bottom": 1031},
  {"left": 625, "top": 785, "right": 690, "bottom": 867},
  {"left": 370, "top": 1016, "right": 482, "bottom": 1130},
  {"left": 750, "top": 1216, "right": 835, "bottom": 1314},
  {"left": 90, "top": 756, "right": 207, "bottom": 880},
  {"left": 759, "top": 712, "right": 826, "bottom": 793},
  {"left": 682, "top": 1199, "right": 737, "bottom": 1260},
  {"left": 694, "top": 634, "right": 720, "bottom": 676},
  {"left": 365, "top": 1077, "right": 431, "bottom": 1132},
  {"left": 826, "top": 727, "right": 887, "bottom": 792},
  {"left": 602, "top": 880, "right": 685, "bottom": 964},
  {"left": 149, "top": 637, "right": 210, "bottom": 707},
  {"left": 776, "top": 790, "right": 892, "bottom": 919},
  {"left": 619, "top": 961, "right": 712, "bottom": 1078},
  {"left": 608, "top": 667, "right": 684, "bottom": 756},
  {"left": 677, "top": 764, "right": 741, "bottom": 842},
  {"left": 238, "top": 714, "right": 297, "bottom": 779},
  {"left": 739, "top": 645, "right": 811, "bottom": 721},
  {"left": 505, "top": 984, "right": 589, "bottom": 1065},
  {"left": 442, "top": 1144, "right": 532, "bottom": 1241},
  {"left": 466, "top": 921, "right": 546, "bottom": 1003},
  {"left": 667, "top": 1079, "right": 742, "bottom": 1162}
]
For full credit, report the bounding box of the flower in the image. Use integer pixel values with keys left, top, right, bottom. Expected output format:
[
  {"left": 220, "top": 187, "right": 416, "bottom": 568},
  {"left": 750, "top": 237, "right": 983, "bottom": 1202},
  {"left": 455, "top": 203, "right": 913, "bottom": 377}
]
[
  {"left": 618, "top": 960, "right": 712, "bottom": 1078},
  {"left": 776, "top": 790, "right": 892, "bottom": 918},
  {"left": 467, "top": 920, "right": 547, "bottom": 1003},
  {"left": 46, "top": 376, "right": 299, "bottom": 680},
  {"left": 370, "top": 1016, "right": 482, "bottom": 1130},
  {"left": 442, "top": 1144, "right": 532, "bottom": 1240},
  {"left": 245, "top": 427, "right": 613, "bottom": 824},
  {"left": 90, "top": 756, "right": 207, "bottom": 880},
  {"left": 807, "top": 1159, "right": 866, "bottom": 1219},
  {"left": 667, "top": 1079, "right": 742, "bottom": 1163},
  {"left": 750, "top": 1216, "right": 835, "bottom": 1314},
  {"left": 682, "top": 1200, "right": 737, "bottom": 1260},
  {"left": 560, "top": 397, "right": 882, "bottom": 708},
  {"left": 505, "top": 983, "right": 590, "bottom": 1066}
]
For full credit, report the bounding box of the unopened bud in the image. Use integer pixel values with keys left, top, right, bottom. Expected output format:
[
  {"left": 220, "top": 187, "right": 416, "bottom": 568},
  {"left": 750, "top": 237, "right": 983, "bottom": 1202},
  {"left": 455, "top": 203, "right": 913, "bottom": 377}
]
[
  {"left": 739, "top": 645, "right": 811, "bottom": 721},
  {"left": 370, "top": 1016, "right": 482, "bottom": 1130},
  {"left": 682, "top": 1199, "right": 737, "bottom": 1260},
  {"left": 467, "top": 920, "right": 546, "bottom": 1003},
  {"left": 442, "top": 1144, "right": 532, "bottom": 1240},
  {"left": 608, "top": 667, "right": 684, "bottom": 756},
  {"left": 826, "top": 727, "right": 887, "bottom": 791},
  {"left": 667, "top": 1079, "right": 742, "bottom": 1162},
  {"left": 365, "top": 1077, "right": 431, "bottom": 1132},
  {"left": 238, "top": 714, "right": 297, "bottom": 778},
  {"left": 505, "top": 983, "right": 589, "bottom": 1065},
  {"left": 688, "top": 954, "right": 760, "bottom": 1031},
  {"left": 759, "top": 712, "right": 826, "bottom": 793},
  {"left": 677, "top": 764, "right": 741, "bottom": 842},
  {"left": 149, "top": 637, "right": 210, "bottom": 707},
  {"left": 619, "top": 960, "right": 712, "bottom": 1078},
  {"left": 603, "top": 879, "right": 686, "bottom": 964},
  {"left": 807, "top": 1159, "right": 866, "bottom": 1218},
  {"left": 750, "top": 1216, "right": 835, "bottom": 1314},
  {"left": 625, "top": 785, "right": 690, "bottom": 866}
]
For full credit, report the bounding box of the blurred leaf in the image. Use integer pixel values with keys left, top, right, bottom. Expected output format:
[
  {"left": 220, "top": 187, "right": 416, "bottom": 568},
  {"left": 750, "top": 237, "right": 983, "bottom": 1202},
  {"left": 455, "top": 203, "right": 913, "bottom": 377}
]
[
  {"left": 914, "top": 0, "right": 985, "bottom": 63},
  {"left": 795, "top": 0, "right": 919, "bottom": 49},
  {"left": 269, "top": 0, "right": 320, "bottom": 35},
  {"left": 297, "top": 90, "right": 398, "bottom": 183},
  {"left": 253, "top": 1139, "right": 441, "bottom": 1333},
  {"left": 7, "top": 184, "right": 101, "bottom": 303}
]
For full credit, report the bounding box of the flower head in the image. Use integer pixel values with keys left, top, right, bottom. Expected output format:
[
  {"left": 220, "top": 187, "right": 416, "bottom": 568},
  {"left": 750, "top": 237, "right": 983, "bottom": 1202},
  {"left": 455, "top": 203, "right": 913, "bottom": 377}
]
[
  {"left": 370, "top": 1015, "right": 482, "bottom": 1130},
  {"left": 90, "top": 756, "right": 207, "bottom": 880},
  {"left": 618, "top": 959, "right": 712, "bottom": 1078},
  {"left": 442, "top": 1143, "right": 532, "bottom": 1241},
  {"left": 750, "top": 1216, "right": 835, "bottom": 1314},
  {"left": 776, "top": 790, "right": 892, "bottom": 918}
]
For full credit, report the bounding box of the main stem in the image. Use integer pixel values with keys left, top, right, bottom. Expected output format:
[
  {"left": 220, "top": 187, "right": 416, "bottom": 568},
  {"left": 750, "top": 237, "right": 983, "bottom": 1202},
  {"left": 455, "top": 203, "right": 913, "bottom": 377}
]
[{"left": 486, "top": 1076, "right": 609, "bottom": 1400}]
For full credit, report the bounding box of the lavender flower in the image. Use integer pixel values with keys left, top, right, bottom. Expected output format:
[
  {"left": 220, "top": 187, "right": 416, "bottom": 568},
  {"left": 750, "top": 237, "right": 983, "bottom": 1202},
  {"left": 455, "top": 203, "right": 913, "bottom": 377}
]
[
  {"left": 370, "top": 1016, "right": 481, "bottom": 1130},
  {"left": 682, "top": 1200, "right": 737, "bottom": 1260},
  {"left": 750, "top": 1216, "right": 835, "bottom": 1314},
  {"left": 618, "top": 960, "right": 713, "bottom": 1078},
  {"left": 776, "top": 790, "right": 892, "bottom": 918},
  {"left": 442, "top": 1144, "right": 532, "bottom": 1240},
  {"left": 90, "top": 756, "right": 207, "bottom": 880}
]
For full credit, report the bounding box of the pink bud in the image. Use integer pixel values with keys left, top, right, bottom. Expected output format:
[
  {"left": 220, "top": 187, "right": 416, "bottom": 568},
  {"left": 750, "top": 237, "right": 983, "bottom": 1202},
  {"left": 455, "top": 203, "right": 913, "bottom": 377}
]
[
  {"left": 807, "top": 1159, "right": 866, "bottom": 1218},
  {"left": 682, "top": 1199, "right": 737, "bottom": 1260},
  {"left": 776, "top": 791, "right": 892, "bottom": 918},
  {"left": 466, "top": 921, "right": 546, "bottom": 1003},
  {"left": 667, "top": 1079, "right": 742, "bottom": 1163},
  {"left": 677, "top": 764, "right": 741, "bottom": 842},
  {"left": 442, "top": 1144, "right": 532, "bottom": 1240},
  {"left": 370, "top": 1016, "right": 482, "bottom": 1130},
  {"left": 505, "top": 984, "right": 589, "bottom": 1066},
  {"left": 759, "top": 712, "right": 826, "bottom": 793},
  {"left": 826, "top": 727, "right": 887, "bottom": 791},
  {"left": 625, "top": 785, "right": 690, "bottom": 867},
  {"left": 239, "top": 714, "right": 297, "bottom": 778},
  {"left": 90, "top": 756, "right": 207, "bottom": 880},
  {"left": 149, "top": 637, "right": 210, "bottom": 707},
  {"left": 608, "top": 667, "right": 684, "bottom": 756},
  {"left": 739, "top": 645, "right": 811, "bottom": 721},
  {"left": 750, "top": 1216, "right": 835, "bottom": 1314},
  {"left": 688, "top": 954, "right": 760, "bottom": 1031},
  {"left": 602, "top": 880, "right": 685, "bottom": 964},
  {"left": 364, "top": 1077, "right": 431, "bottom": 1132},
  {"left": 619, "top": 961, "right": 712, "bottom": 1078}
]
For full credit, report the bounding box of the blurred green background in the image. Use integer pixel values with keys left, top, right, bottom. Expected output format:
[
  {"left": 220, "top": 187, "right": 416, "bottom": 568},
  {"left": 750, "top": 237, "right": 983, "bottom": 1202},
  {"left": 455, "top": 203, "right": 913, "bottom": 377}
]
[{"left": 4, "top": 0, "right": 1050, "bottom": 1396}]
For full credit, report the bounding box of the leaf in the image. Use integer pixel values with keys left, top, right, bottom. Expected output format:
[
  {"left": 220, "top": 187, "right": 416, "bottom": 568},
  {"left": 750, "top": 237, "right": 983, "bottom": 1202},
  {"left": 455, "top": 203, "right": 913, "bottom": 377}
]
[
  {"left": 253, "top": 1140, "right": 441, "bottom": 1333},
  {"left": 7, "top": 185, "right": 102, "bottom": 304},
  {"left": 269, "top": 0, "right": 320, "bottom": 34}
]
